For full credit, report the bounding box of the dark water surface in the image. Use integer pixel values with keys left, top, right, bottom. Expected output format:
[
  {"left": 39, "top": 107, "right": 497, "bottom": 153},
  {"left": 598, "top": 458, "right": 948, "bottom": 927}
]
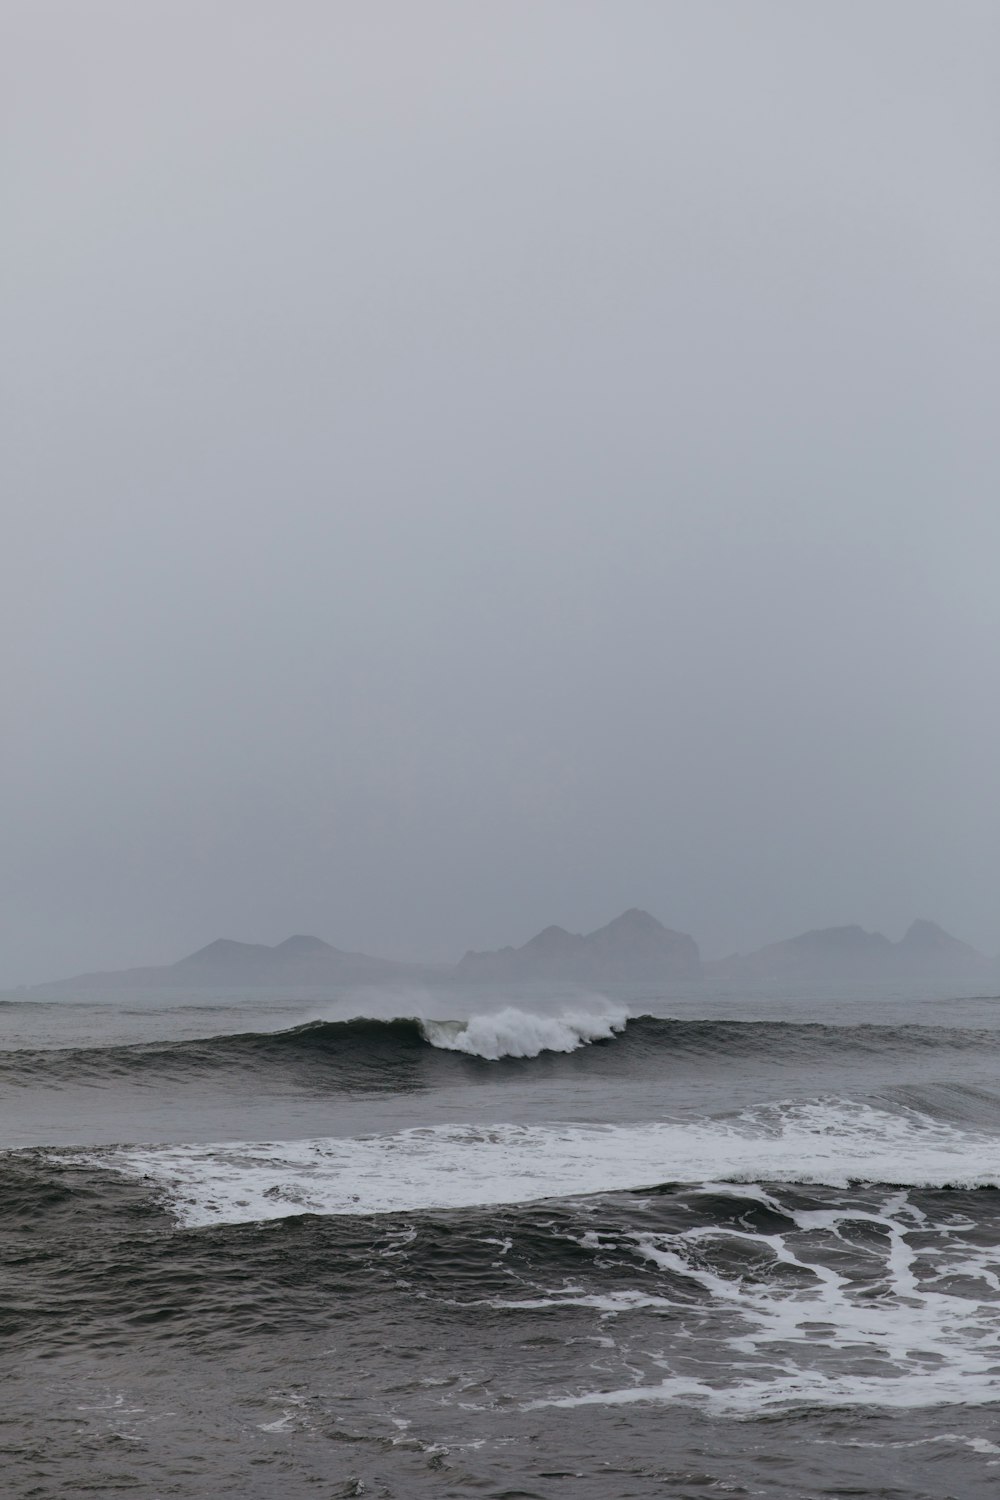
[{"left": 3, "top": 978, "right": 1000, "bottom": 1497}]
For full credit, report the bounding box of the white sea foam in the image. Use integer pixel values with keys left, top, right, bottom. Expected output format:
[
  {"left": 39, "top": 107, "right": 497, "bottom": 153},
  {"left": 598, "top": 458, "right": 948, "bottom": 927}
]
[
  {"left": 826, "top": 1434, "right": 1000, "bottom": 1459},
  {"left": 87, "top": 1097, "right": 1000, "bottom": 1229},
  {"left": 300, "top": 988, "right": 630, "bottom": 1062},
  {"left": 531, "top": 1185, "right": 1000, "bottom": 1414},
  {"left": 419, "top": 1003, "right": 629, "bottom": 1059}
]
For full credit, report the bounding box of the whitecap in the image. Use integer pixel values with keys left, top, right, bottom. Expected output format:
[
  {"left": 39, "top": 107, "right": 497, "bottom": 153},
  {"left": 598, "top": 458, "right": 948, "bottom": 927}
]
[
  {"left": 420, "top": 1003, "right": 629, "bottom": 1059},
  {"left": 80, "top": 1096, "right": 1000, "bottom": 1228}
]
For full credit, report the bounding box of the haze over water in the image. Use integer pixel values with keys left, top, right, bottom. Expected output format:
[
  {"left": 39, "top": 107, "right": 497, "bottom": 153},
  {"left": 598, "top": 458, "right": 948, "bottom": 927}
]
[
  {"left": 3, "top": 3, "right": 1000, "bottom": 1497},
  {"left": 4, "top": 1, "right": 999, "bottom": 986},
  {"left": 6, "top": 975, "right": 1000, "bottom": 1496}
]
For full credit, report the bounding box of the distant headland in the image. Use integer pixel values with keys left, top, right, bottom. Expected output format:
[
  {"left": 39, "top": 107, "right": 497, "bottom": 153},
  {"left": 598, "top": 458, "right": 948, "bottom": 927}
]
[{"left": 28, "top": 911, "right": 999, "bottom": 992}]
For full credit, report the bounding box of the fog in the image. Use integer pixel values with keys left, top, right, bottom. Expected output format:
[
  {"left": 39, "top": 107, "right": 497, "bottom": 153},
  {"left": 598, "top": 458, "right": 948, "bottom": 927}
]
[{"left": 3, "top": 2, "right": 998, "bottom": 983}]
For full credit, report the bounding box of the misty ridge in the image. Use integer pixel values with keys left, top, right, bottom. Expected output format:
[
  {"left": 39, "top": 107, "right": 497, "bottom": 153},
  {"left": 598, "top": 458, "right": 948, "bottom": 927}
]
[
  {"left": 5, "top": 2, "right": 998, "bottom": 994},
  {"left": 31, "top": 910, "right": 999, "bottom": 993},
  {"left": 5, "top": 6, "right": 1000, "bottom": 1497}
]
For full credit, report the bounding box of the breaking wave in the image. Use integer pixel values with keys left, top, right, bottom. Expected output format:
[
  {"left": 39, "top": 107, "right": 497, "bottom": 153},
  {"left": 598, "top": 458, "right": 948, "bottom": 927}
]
[
  {"left": 7, "top": 1008, "right": 1000, "bottom": 1089},
  {"left": 5, "top": 1008, "right": 1000, "bottom": 1104},
  {"left": 69, "top": 1096, "right": 1000, "bottom": 1227},
  {"left": 419, "top": 1004, "right": 629, "bottom": 1058},
  {"left": 0, "top": 1004, "right": 631, "bottom": 1086}
]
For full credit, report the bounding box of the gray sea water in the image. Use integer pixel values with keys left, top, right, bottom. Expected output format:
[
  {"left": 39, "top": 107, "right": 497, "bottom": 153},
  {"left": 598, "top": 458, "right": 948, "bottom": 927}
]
[{"left": 3, "top": 976, "right": 1000, "bottom": 1498}]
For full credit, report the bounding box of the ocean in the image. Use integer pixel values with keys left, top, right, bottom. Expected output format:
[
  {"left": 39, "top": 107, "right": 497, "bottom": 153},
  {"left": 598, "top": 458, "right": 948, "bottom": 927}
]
[{"left": 3, "top": 976, "right": 1000, "bottom": 1498}]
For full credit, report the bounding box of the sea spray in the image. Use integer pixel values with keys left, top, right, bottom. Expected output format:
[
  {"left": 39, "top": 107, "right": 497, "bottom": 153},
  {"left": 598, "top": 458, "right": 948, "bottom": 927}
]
[
  {"left": 420, "top": 1003, "right": 629, "bottom": 1059},
  {"left": 80, "top": 1097, "right": 1000, "bottom": 1227}
]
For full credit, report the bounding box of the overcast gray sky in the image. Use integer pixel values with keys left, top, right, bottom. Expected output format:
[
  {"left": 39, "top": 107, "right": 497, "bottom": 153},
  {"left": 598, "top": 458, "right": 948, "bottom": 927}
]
[{"left": 3, "top": 1, "right": 999, "bottom": 983}]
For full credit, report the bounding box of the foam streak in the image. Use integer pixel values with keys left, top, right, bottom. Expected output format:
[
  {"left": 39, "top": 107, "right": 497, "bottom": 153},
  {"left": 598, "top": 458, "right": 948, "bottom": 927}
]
[{"left": 83, "top": 1097, "right": 1000, "bottom": 1228}]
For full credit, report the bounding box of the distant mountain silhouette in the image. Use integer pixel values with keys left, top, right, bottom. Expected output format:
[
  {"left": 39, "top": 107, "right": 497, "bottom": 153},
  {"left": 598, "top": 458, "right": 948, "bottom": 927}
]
[
  {"left": 894, "top": 919, "right": 990, "bottom": 975},
  {"left": 457, "top": 908, "right": 702, "bottom": 982},
  {"left": 38, "top": 935, "right": 436, "bottom": 991},
  {"left": 29, "top": 912, "right": 996, "bottom": 993},
  {"left": 709, "top": 919, "right": 992, "bottom": 982}
]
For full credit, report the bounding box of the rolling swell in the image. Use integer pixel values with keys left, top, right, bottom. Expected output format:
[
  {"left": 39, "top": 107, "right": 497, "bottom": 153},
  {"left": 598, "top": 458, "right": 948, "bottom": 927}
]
[
  {"left": 0, "top": 1016, "right": 432, "bottom": 1089},
  {"left": 4, "top": 1011, "right": 1000, "bottom": 1090},
  {"left": 7, "top": 1155, "right": 998, "bottom": 1401}
]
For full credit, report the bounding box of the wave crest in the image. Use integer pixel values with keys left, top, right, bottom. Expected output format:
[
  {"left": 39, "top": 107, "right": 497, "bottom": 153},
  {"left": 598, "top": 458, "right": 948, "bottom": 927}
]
[
  {"left": 79, "top": 1097, "right": 1000, "bottom": 1227},
  {"left": 8, "top": 1011, "right": 1000, "bottom": 1088},
  {"left": 419, "top": 1003, "right": 629, "bottom": 1059}
]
